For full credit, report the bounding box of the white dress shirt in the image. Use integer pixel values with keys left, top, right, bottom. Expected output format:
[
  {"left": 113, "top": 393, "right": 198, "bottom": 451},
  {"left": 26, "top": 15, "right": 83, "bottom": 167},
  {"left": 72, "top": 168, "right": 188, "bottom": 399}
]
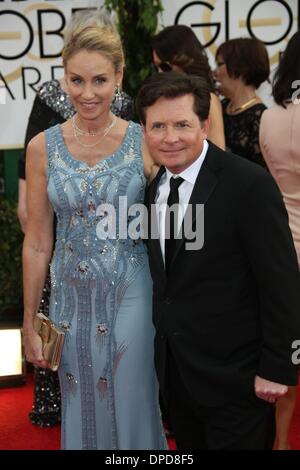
[{"left": 155, "top": 140, "right": 208, "bottom": 261}]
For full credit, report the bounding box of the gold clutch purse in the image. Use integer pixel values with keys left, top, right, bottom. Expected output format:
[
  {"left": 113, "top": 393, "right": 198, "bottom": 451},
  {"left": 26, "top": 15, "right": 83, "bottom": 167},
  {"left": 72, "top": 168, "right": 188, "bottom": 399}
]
[{"left": 33, "top": 312, "right": 65, "bottom": 371}]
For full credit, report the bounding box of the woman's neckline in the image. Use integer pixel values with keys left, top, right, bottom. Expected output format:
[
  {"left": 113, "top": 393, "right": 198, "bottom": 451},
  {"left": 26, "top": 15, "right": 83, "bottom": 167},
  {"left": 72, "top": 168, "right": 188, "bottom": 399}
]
[
  {"left": 224, "top": 99, "right": 264, "bottom": 116},
  {"left": 56, "top": 120, "right": 133, "bottom": 169}
]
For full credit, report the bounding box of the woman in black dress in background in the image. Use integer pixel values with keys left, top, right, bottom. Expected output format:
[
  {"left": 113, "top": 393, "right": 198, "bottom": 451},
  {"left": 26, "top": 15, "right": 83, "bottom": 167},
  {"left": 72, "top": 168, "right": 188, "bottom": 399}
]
[
  {"left": 17, "top": 10, "right": 134, "bottom": 427},
  {"left": 214, "top": 37, "right": 269, "bottom": 168}
]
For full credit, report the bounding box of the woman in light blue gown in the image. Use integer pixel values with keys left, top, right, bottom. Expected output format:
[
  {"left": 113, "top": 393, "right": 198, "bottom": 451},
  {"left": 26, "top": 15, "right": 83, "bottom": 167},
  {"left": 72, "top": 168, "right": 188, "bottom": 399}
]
[{"left": 22, "top": 20, "right": 166, "bottom": 450}]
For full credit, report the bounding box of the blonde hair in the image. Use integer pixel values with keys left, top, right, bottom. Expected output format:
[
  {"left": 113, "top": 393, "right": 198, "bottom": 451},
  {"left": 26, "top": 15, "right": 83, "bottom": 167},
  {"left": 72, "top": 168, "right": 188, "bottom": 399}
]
[
  {"left": 62, "top": 20, "right": 124, "bottom": 73},
  {"left": 63, "top": 9, "right": 116, "bottom": 45}
]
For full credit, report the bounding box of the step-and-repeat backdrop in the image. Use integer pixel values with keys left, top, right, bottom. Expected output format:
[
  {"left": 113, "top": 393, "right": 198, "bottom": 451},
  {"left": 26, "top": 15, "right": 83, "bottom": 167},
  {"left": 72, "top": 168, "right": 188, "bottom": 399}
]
[{"left": 0, "top": 0, "right": 298, "bottom": 148}]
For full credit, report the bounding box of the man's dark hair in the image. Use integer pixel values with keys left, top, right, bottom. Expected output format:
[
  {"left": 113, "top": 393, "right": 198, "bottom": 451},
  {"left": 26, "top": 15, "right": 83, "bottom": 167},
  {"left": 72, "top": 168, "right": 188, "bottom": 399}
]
[{"left": 136, "top": 71, "right": 211, "bottom": 125}]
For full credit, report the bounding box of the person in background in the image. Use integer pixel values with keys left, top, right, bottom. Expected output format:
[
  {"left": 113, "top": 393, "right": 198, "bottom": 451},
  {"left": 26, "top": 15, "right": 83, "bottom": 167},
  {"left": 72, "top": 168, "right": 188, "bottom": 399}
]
[
  {"left": 151, "top": 25, "right": 225, "bottom": 150},
  {"left": 137, "top": 71, "right": 300, "bottom": 450},
  {"left": 260, "top": 30, "right": 300, "bottom": 450},
  {"left": 17, "top": 9, "right": 134, "bottom": 429},
  {"left": 215, "top": 37, "right": 269, "bottom": 167}
]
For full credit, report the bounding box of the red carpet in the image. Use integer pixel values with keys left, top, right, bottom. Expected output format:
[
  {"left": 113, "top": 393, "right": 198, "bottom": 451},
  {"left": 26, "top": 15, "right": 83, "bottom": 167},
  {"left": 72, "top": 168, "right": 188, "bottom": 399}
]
[
  {"left": 0, "top": 375, "right": 60, "bottom": 450},
  {"left": 0, "top": 375, "right": 299, "bottom": 450},
  {"left": 289, "top": 386, "right": 300, "bottom": 450}
]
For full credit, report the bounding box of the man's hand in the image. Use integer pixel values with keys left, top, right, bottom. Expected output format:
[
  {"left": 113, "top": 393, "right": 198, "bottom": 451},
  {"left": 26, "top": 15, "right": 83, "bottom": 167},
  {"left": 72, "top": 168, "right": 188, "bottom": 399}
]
[{"left": 255, "top": 375, "right": 288, "bottom": 403}]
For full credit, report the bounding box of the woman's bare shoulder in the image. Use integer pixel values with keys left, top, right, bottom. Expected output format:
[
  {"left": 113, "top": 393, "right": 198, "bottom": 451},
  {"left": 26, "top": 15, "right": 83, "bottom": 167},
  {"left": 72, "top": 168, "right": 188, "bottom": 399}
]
[
  {"left": 26, "top": 131, "right": 48, "bottom": 171},
  {"left": 142, "top": 138, "right": 160, "bottom": 182},
  {"left": 27, "top": 131, "right": 46, "bottom": 151},
  {"left": 210, "top": 92, "right": 222, "bottom": 110}
]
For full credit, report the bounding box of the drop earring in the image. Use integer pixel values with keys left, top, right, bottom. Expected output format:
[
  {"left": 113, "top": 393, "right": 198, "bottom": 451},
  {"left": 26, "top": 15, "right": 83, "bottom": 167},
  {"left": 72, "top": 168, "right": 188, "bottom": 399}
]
[{"left": 114, "top": 83, "right": 122, "bottom": 102}]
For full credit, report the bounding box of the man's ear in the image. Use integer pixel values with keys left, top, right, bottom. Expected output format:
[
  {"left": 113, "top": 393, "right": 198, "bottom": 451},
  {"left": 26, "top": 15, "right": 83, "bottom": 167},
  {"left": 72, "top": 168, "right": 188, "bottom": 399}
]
[{"left": 201, "top": 118, "right": 210, "bottom": 138}]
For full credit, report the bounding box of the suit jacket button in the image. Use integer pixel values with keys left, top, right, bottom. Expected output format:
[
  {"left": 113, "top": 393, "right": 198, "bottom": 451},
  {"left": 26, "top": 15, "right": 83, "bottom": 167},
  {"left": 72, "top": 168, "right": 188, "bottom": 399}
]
[{"left": 165, "top": 297, "right": 172, "bottom": 304}]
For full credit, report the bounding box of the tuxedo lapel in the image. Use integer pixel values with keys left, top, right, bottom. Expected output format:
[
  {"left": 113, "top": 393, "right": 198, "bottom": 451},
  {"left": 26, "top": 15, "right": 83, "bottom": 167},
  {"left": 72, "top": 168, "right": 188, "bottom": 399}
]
[
  {"left": 147, "top": 166, "right": 166, "bottom": 281},
  {"left": 171, "top": 144, "right": 223, "bottom": 265},
  {"left": 148, "top": 166, "right": 166, "bottom": 205}
]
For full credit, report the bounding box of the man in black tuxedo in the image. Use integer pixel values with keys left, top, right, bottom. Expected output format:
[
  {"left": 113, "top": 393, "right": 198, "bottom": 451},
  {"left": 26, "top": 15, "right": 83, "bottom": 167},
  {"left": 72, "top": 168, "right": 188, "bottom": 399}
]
[{"left": 136, "top": 72, "right": 300, "bottom": 450}]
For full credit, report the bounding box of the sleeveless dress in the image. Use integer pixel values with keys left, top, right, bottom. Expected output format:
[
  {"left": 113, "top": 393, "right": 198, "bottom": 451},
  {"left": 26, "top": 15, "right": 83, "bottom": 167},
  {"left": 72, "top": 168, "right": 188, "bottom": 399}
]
[
  {"left": 24, "top": 81, "right": 134, "bottom": 428},
  {"left": 221, "top": 99, "right": 267, "bottom": 168},
  {"left": 45, "top": 121, "right": 166, "bottom": 450}
]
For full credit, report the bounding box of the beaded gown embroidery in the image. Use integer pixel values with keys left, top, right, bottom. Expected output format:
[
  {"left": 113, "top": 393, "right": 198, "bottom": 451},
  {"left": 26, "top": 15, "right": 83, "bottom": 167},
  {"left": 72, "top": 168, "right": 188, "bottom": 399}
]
[
  {"left": 45, "top": 122, "right": 166, "bottom": 450},
  {"left": 25, "top": 80, "right": 134, "bottom": 427}
]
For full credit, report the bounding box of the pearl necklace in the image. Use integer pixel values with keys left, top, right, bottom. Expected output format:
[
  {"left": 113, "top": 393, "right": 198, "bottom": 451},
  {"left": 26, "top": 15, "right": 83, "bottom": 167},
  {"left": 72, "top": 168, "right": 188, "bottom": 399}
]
[
  {"left": 72, "top": 115, "right": 117, "bottom": 148},
  {"left": 228, "top": 96, "right": 257, "bottom": 114}
]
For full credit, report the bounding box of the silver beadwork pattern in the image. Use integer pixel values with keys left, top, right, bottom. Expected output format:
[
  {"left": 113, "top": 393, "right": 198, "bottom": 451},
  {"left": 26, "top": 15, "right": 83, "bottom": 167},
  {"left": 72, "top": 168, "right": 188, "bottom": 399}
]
[{"left": 45, "top": 121, "right": 167, "bottom": 450}]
